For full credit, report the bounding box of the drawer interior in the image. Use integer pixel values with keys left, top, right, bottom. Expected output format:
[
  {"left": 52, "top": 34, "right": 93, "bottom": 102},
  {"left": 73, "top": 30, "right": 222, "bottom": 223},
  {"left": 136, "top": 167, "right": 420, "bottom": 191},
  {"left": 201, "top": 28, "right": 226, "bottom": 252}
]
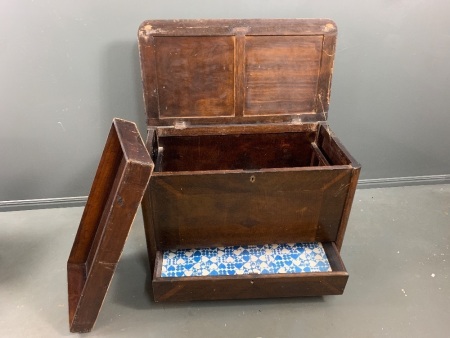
[{"left": 161, "top": 242, "right": 332, "bottom": 278}]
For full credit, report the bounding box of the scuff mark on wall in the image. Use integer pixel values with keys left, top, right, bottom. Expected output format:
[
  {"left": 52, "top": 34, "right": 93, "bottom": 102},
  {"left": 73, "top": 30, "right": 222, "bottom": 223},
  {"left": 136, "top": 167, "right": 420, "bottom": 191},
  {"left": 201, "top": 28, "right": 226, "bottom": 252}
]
[{"left": 58, "top": 121, "right": 66, "bottom": 132}]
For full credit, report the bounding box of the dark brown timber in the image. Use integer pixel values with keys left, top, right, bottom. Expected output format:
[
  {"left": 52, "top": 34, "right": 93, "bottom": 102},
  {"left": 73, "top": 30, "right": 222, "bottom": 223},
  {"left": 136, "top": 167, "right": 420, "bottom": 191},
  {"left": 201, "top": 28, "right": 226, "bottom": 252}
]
[
  {"left": 68, "top": 19, "right": 361, "bottom": 331},
  {"left": 67, "top": 119, "right": 153, "bottom": 333},
  {"left": 138, "top": 19, "right": 360, "bottom": 302},
  {"left": 138, "top": 19, "right": 336, "bottom": 126}
]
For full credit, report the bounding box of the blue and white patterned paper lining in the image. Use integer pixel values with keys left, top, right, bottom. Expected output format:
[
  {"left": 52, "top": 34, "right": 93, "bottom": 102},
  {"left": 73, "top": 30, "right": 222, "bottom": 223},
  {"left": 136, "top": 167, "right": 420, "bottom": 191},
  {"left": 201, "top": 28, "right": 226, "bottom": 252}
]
[{"left": 161, "top": 242, "right": 331, "bottom": 277}]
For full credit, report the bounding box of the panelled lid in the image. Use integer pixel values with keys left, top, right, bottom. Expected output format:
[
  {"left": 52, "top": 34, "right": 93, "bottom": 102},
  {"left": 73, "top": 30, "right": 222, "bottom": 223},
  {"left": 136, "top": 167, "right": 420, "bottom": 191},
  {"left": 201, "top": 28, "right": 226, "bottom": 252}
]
[{"left": 138, "top": 19, "right": 337, "bottom": 127}]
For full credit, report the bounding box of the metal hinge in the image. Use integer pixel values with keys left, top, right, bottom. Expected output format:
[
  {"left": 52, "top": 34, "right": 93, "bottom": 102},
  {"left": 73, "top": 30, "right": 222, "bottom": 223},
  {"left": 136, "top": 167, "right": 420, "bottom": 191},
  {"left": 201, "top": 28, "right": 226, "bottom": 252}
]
[
  {"left": 291, "top": 116, "right": 303, "bottom": 124},
  {"left": 174, "top": 121, "right": 188, "bottom": 129}
]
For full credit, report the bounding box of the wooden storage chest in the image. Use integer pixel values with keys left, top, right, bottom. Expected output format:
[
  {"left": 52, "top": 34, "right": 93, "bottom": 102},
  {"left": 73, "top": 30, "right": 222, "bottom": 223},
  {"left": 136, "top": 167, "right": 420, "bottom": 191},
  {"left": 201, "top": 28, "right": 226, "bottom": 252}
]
[{"left": 67, "top": 19, "right": 360, "bottom": 332}]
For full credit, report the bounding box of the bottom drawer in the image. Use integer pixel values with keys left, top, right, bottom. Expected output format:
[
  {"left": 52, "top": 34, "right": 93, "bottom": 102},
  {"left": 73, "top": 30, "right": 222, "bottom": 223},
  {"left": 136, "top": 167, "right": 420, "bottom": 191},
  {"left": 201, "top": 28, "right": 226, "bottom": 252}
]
[{"left": 152, "top": 242, "right": 348, "bottom": 302}]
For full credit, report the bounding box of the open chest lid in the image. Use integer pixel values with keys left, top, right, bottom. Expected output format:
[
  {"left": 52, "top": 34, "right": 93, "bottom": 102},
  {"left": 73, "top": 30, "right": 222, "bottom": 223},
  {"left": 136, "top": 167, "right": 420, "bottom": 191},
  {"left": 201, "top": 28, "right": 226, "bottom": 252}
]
[{"left": 138, "top": 19, "right": 337, "bottom": 127}]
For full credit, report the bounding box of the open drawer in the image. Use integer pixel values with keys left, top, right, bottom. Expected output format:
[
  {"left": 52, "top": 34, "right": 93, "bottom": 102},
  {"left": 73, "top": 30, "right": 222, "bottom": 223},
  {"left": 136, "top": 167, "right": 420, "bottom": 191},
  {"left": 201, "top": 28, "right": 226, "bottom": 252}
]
[{"left": 152, "top": 241, "right": 348, "bottom": 302}]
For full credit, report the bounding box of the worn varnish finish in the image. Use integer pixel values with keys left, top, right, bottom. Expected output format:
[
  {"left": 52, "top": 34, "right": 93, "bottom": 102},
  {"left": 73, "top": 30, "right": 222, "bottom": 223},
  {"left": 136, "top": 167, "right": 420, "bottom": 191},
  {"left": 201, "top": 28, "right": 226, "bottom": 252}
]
[
  {"left": 67, "top": 119, "right": 153, "bottom": 332},
  {"left": 244, "top": 35, "right": 323, "bottom": 115},
  {"left": 138, "top": 19, "right": 360, "bottom": 302},
  {"left": 68, "top": 19, "right": 361, "bottom": 331},
  {"left": 138, "top": 19, "right": 337, "bottom": 126},
  {"left": 154, "top": 36, "right": 235, "bottom": 118},
  {"left": 156, "top": 132, "right": 317, "bottom": 171},
  {"left": 149, "top": 166, "right": 352, "bottom": 250}
]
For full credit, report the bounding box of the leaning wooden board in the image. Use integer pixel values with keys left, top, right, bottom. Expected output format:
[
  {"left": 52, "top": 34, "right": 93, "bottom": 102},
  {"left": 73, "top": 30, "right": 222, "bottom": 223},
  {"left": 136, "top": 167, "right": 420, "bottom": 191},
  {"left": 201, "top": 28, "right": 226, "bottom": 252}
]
[
  {"left": 67, "top": 119, "right": 153, "bottom": 332},
  {"left": 68, "top": 19, "right": 360, "bottom": 332}
]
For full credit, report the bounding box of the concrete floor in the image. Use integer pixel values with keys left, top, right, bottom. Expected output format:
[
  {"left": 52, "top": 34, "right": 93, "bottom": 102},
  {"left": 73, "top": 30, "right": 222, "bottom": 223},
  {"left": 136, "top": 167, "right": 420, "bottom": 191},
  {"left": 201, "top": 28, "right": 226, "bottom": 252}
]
[{"left": 0, "top": 184, "right": 449, "bottom": 337}]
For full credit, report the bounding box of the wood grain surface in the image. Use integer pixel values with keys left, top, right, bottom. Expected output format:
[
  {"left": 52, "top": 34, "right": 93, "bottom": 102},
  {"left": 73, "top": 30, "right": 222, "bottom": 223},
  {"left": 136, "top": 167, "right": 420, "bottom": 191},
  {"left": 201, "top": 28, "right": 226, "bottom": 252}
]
[
  {"left": 138, "top": 19, "right": 337, "bottom": 126},
  {"left": 67, "top": 119, "right": 153, "bottom": 332}
]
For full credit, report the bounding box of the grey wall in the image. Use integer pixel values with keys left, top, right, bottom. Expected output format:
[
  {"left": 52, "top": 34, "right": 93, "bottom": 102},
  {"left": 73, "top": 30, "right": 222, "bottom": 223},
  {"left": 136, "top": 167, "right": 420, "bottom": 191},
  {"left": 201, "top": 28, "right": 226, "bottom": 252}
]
[{"left": 1, "top": 0, "right": 450, "bottom": 202}]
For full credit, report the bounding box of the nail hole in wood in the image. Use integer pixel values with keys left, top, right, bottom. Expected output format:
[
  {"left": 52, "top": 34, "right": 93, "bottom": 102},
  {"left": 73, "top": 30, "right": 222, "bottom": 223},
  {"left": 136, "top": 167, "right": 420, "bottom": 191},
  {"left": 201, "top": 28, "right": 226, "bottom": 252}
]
[{"left": 117, "top": 196, "right": 124, "bottom": 206}]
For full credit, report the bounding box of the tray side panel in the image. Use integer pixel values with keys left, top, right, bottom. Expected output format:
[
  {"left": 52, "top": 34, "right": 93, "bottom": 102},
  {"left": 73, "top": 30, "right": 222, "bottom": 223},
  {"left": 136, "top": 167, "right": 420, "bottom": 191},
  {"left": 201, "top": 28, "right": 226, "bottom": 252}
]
[
  {"left": 317, "top": 124, "right": 361, "bottom": 250},
  {"left": 142, "top": 130, "right": 159, "bottom": 278}
]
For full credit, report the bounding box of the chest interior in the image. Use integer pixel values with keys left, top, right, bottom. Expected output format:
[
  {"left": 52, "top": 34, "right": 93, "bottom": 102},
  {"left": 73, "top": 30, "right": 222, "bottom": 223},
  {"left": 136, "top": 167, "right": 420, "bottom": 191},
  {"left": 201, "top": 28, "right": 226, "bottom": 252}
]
[{"left": 152, "top": 123, "right": 350, "bottom": 173}]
